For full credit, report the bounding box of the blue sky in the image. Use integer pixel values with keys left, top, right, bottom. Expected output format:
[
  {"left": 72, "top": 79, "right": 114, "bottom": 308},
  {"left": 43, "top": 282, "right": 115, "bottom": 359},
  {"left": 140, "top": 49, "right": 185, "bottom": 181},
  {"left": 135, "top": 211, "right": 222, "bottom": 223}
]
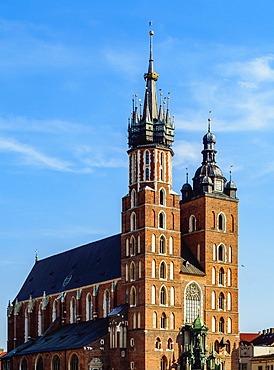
[{"left": 0, "top": 0, "right": 274, "bottom": 348}]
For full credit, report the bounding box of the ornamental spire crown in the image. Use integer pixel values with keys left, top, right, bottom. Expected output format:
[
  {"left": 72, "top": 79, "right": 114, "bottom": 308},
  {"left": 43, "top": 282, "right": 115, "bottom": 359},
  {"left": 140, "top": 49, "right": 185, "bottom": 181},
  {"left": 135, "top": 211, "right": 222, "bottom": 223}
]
[{"left": 128, "top": 31, "right": 174, "bottom": 149}]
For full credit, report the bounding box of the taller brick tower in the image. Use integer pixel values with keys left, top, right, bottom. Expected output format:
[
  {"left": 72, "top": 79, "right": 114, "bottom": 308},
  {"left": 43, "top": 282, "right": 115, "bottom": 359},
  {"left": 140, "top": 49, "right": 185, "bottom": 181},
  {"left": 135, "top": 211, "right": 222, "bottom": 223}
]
[
  {"left": 121, "top": 31, "right": 182, "bottom": 369},
  {"left": 180, "top": 120, "right": 239, "bottom": 370}
]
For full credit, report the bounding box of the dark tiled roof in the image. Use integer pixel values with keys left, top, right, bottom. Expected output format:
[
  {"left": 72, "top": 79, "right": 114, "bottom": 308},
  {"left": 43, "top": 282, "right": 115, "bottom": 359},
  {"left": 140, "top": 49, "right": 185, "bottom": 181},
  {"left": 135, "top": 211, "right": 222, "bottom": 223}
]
[
  {"left": 108, "top": 303, "right": 127, "bottom": 316},
  {"left": 3, "top": 319, "right": 109, "bottom": 357},
  {"left": 251, "top": 333, "right": 274, "bottom": 346},
  {"left": 15, "top": 234, "right": 121, "bottom": 302},
  {"left": 180, "top": 240, "right": 205, "bottom": 276}
]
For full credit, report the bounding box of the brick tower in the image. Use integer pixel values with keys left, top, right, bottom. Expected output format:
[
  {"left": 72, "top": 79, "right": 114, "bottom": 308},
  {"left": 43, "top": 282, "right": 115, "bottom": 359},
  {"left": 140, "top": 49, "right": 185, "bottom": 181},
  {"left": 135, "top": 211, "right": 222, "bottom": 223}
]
[
  {"left": 180, "top": 120, "right": 239, "bottom": 370},
  {"left": 121, "top": 30, "right": 182, "bottom": 369}
]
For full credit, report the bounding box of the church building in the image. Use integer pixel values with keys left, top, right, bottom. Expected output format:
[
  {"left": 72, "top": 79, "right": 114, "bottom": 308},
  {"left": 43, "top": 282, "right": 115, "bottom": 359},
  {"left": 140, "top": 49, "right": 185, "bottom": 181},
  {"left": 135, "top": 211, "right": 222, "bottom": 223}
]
[{"left": 1, "top": 31, "right": 239, "bottom": 370}]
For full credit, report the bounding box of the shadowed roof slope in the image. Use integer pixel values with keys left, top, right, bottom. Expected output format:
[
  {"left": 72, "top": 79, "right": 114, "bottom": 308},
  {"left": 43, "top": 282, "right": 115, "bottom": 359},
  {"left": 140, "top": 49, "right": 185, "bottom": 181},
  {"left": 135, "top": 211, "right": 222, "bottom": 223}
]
[{"left": 15, "top": 234, "right": 121, "bottom": 302}]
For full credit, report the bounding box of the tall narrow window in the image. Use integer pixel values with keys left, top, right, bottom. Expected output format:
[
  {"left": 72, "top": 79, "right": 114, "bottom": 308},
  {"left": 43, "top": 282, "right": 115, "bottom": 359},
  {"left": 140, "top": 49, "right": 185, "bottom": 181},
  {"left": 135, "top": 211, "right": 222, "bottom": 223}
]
[
  {"left": 156, "top": 337, "right": 161, "bottom": 349},
  {"left": 131, "top": 189, "right": 136, "bottom": 208},
  {"left": 152, "top": 285, "right": 156, "bottom": 304},
  {"left": 130, "top": 212, "right": 136, "bottom": 231},
  {"left": 52, "top": 299, "right": 58, "bottom": 322},
  {"left": 219, "top": 317, "right": 225, "bottom": 333},
  {"left": 159, "top": 236, "right": 166, "bottom": 254},
  {"left": 189, "top": 215, "right": 197, "bottom": 232},
  {"left": 159, "top": 212, "right": 165, "bottom": 229},
  {"left": 52, "top": 355, "right": 60, "bottom": 370},
  {"left": 218, "top": 213, "right": 226, "bottom": 231},
  {"left": 138, "top": 261, "right": 142, "bottom": 278},
  {"left": 218, "top": 244, "right": 225, "bottom": 261},
  {"left": 212, "top": 267, "right": 216, "bottom": 285},
  {"left": 170, "top": 262, "right": 174, "bottom": 280},
  {"left": 170, "top": 287, "right": 175, "bottom": 306},
  {"left": 130, "top": 286, "right": 136, "bottom": 307},
  {"left": 160, "top": 312, "right": 167, "bottom": 329},
  {"left": 153, "top": 311, "right": 157, "bottom": 328},
  {"left": 228, "top": 246, "right": 232, "bottom": 263},
  {"left": 169, "top": 237, "right": 173, "bottom": 254},
  {"left": 152, "top": 234, "right": 156, "bottom": 252},
  {"left": 227, "top": 268, "right": 231, "bottom": 286},
  {"left": 159, "top": 261, "right": 167, "bottom": 279},
  {"left": 125, "top": 264, "right": 129, "bottom": 281},
  {"left": 86, "top": 293, "right": 92, "bottom": 321},
  {"left": 70, "top": 354, "right": 78, "bottom": 370},
  {"left": 103, "top": 290, "right": 110, "bottom": 317},
  {"left": 133, "top": 313, "right": 136, "bottom": 329},
  {"left": 36, "top": 355, "right": 44, "bottom": 370},
  {"left": 130, "top": 236, "right": 136, "bottom": 256},
  {"left": 197, "top": 244, "right": 200, "bottom": 262},
  {"left": 219, "top": 267, "right": 225, "bottom": 285},
  {"left": 137, "top": 312, "right": 141, "bottom": 328},
  {"left": 170, "top": 313, "right": 175, "bottom": 329},
  {"left": 159, "top": 188, "right": 165, "bottom": 205},
  {"left": 227, "top": 292, "right": 232, "bottom": 311},
  {"left": 213, "top": 244, "right": 217, "bottom": 260},
  {"left": 161, "top": 356, "right": 168, "bottom": 370},
  {"left": 21, "top": 358, "right": 28, "bottom": 370},
  {"left": 212, "top": 316, "right": 216, "bottom": 332},
  {"left": 130, "top": 262, "right": 136, "bottom": 281},
  {"left": 137, "top": 235, "right": 141, "bottom": 253},
  {"left": 212, "top": 211, "right": 215, "bottom": 228},
  {"left": 145, "top": 151, "right": 149, "bottom": 165},
  {"left": 145, "top": 167, "right": 149, "bottom": 180},
  {"left": 152, "top": 260, "right": 156, "bottom": 278},
  {"left": 131, "top": 154, "right": 136, "bottom": 184},
  {"left": 231, "top": 214, "right": 234, "bottom": 232},
  {"left": 185, "top": 282, "right": 201, "bottom": 324},
  {"left": 70, "top": 297, "right": 76, "bottom": 323},
  {"left": 212, "top": 291, "right": 216, "bottom": 310},
  {"left": 160, "top": 152, "right": 165, "bottom": 182},
  {"left": 126, "top": 239, "right": 129, "bottom": 256},
  {"left": 219, "top": 293, "right": 225, "bottom": 310},
  {"left": 160, "top": 286, "right": 167, "bottom": 305}
]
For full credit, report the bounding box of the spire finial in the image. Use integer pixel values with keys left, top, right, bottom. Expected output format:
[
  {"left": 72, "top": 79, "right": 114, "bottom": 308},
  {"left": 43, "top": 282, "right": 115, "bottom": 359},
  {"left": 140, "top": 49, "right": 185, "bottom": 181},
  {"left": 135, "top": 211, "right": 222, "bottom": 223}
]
[
  {"left": 230, "top": 165, "right": 233, "bottom": 181},
  {"left": 35, "top": 249, "right": 39, "bottom": 263},
  {"left": 208, "top": 111, "right": 212, "bottom": 132},
  {"left": 186, "top": 168, "right": 189, "bottom": 183}
]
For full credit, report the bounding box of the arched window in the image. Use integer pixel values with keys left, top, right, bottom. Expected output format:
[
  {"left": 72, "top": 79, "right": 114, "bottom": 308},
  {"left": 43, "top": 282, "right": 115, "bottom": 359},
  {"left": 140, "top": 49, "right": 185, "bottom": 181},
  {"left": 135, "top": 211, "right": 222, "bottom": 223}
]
[
  {"left": 214, "top": 340, "right": 219, "bottom": 353},
  {"left": 130, "top": 286, "right": 136, "bottom": 307},
  {"left": 213, "top": 244, "right": 217, "bottom": 260},
  {"left": 130, "top": 262, "right": 135, "bottom": 281},
  {"left": 133, "top": 313, "right": 136, "bottom": 329},
  {"left": 130, "top": 236, "right": 136, "bottom": 256},
  {"left": 52, "top": 299, "right": 58, "bottom": 322},
  {"left": 70, "top": 354, "right": 78, "bottom": 370},
  {"left": 160, "top": 286, "right": 167, "bottom": 305},
  {"left": 161, "top": 355, "right": 168, "bottom": 370},
  {"left": 152, "top": 209, "right": 156, "bottom": 227},
  {"left": 219, "top": 267, "right": 225, "bottom": 285},
  {"left": 138, "top": 287, "right": 141, "bottom": 305},
  {"left": 159, "top": 236, "right": 166, "bottom": 254},
  {"left": 137, "top": 312, "right": 141, "bottom": 328},
  {"left": 70, "top": 297, "right": 76, "bottom": 323},
  {"left": 21, "top": 357, "right": 28, "bottom": 370},
  {"left": 103, "top": 289, "right": 110, "bottom": 317},
  {"left": 159, "top": 188, "right": 165, "bottom": 205},
  {"left": 38, "top": 303, "right": 43, "bottom": 336},
  {"left": 189, "top": 215, "right": 196, "bottom": 232},
  {"left": 24, "top": 309, "right": 28, "bottom": 342},
  {"left": 167, "top": 338, "right": 173, "bottom": 350},
  {"left": 185, "top": 282, "right": 201, "bottom": 323},
  {"left": 227, "top": 292, "right": 232, "bottom": 311},
  {"left": 170, "top": 287, "right": 175, "bottom": 306},
  {"left": 231, "top": 214, "right": 234, "bottom": 233},
  {"left": 219, "top": 292, "right": 225, "bottom": 310},
  {"left": 218, "top": 213, "right": 226, "bottom": 231},
  {"left": 125, "top": 263, "right": 129, "bottom": 281},
  {"left": 152, "top": 234, "right": 156, "bottom": 252},
  {"left": 160, "top": 312, "right": 167, "bottom": 329},
  {"left": 212, "top": 291, "right": 216, "bottom": 310},
  {"left": 219, "top": 317, "right": 225, "bottom": 333},
  {"left": 138, "top": 261, "right": 142, "bottom": 278},
  {"left": 159, "top": 261, "right": 167, "bottom": 279},
  {"left": 169, "top": 236, "right": 173, "bottom": 254},
  {"left": 227, "top": 268, "right": 231, "bottom": 286},
  {"left": 197, "top": 244, "right": 200, "bottom": 261},
  {"left": 155, "top": 337, "right": 161, "bottom": 349},
  {"left": 212, "top": 267, "right": 216, "bottom": 284},
  {"left": 226, "top": 339, "right": 231, "bottom": 353},
  {"left": 130, "top": 212, "right": 136, "bottom": 231},
  {"left": 170, "top": 313, "right": 175, "bottom": 329},
  {"left": 131, "top": 189, "right": 136, "bottom": 208},
  {"left": 228, "top": 246, "right": 232, "bottom": 263},
  {"left": 159, "top": 212, "right": 165, "bottom": 229},
  {"left": 170, "top": 262, "right": 174, "bottom": 280},
  {"left": 212, "top": 211, "right": 215, "bottom": 228},
  {"left": 227, "top": 317, "right": 232, "bottom": 334},
  {"left": 160, "top": 152, "right": 165, "bottom": 182},
  {"left": 36, "top": 355, "right": 43, "bottom": 370},
  {"left": 212, "top": 316, "right": 216, "bottom": 332},
  {"left": 145, "top": 150, "right": 150, "bottom": 165},
  {"left": 153, "top": 311, "right": 157, "bottom": 328},
  {"left": 152, "top": 260, "right": 156, "bottom": 278},
  {"left": 218, "top": 244, "right": 225, "bottom": 261},
  {"left": 152, "top": 285, "right": 156, "bottom": 304},
  {"left": 137, "top": 235, "right": 141, "bottom": 253},
  {"left": 86, "top": 293, "right": 92, "bottom": 321},
  {"left": 126, "top": 239, "right": 129, "bottom": 256},
  {"left": 52, "top": 355, "right": 60, "bottom": 370}
]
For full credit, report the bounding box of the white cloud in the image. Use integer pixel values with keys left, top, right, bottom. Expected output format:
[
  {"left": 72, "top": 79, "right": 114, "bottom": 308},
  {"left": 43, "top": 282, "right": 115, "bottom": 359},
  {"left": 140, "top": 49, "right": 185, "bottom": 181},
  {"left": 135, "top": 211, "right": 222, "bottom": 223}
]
[{"left": 173, "top": 140, "right": 201, "bottom": 167}]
